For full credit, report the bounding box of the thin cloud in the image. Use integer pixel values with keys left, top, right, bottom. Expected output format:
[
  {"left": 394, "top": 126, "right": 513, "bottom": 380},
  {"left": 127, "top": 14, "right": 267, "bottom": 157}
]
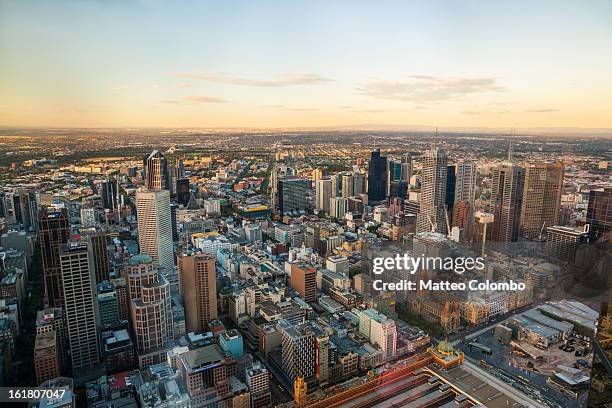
[
  {"left": 161, "top": 100, "right": 181, "bottom": 104},
  {"left": 357, "top": 75, "right": 504, "bottom": 102},
  {"left": 172, "top": 72, "right": 333, "bottom": 87},
  {"left": 463, "top": 109, "right": 510, "bottom": 115},
  {"left": 525, "top": 108, "right": 558, "bottom": 113},
  {"left": 112, "top": 84, "right": 160, "bottom": 91},
  {"left": 183, "top": 95, "right": 227, "bottom": 103},
  {"left": 175, "top": 83, "right": 193, "bottom": 89}
]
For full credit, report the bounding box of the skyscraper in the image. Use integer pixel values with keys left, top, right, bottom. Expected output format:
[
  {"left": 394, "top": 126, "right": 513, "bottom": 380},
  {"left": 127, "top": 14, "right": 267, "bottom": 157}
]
[
  {"left": 125, "top": 254, "right": 173, "bottom": 368},
  {"left": 586, "top": 187, "right": 611, "bottom": 242},
  {"left": 136, "top": 190, "right": 174, "bottom": 270},
  {"left": 367, "top": 149, "right": 387, "bottom": 202},
  {"left": 177, "top": 250, "right": 218, "bottom": 333},
  {"left": 176, "top": 178, "right": 191, "bottom": 207},
  {"left": 416, "top": 147, "right": 448, "bottom": 235},
  {"left": 491, "top": 164, "right": 525, "bottom": 243},
  {"left": 445, "top": 164, "right": 456, "bottom": 212},
  {"left": 85, "top": 230, "right": 110, "bottom": 283},
  {"left": 453, "top": 161, "right": 477, "bottom": 241},
  {"left": 39, "top": 207, "right": 70, "bottom": 308},
  {"left": 60, "top": 241, "right": 100, "bottom": 371},
  {"left": 143, "top": 149, "right": 170, "bottom": 191},
  {"left": 101, "top": 177, "right": 119, "bottom": 211},
  {"left": 400, "top": 154, "right": 412, "bottom": 183},
  {"left": 315, "top": 178, "right": 333, "bottom": 213},
  {"left": 520, "top": 162, "right": 564, "bottom": 239}
]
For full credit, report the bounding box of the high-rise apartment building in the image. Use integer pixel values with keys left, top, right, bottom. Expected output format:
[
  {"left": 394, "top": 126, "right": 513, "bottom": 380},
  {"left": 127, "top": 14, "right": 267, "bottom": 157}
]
[
  {"left": 545, "top": 225, "right": 590, "bottom": 263},
  {"left": 416, "top": 147, "right": 448, "bottom": 235},
  {"left": 125, "top": 254, "right": 174, "bottom": 368},
  {"left": 315, "top": 178, "right": 333, "bottom": 213},
  {"left": 136, "top": 189, "right": 174, "bottom": 270},
  {"left": 329, "top": 197, "right": 348, "bottom": 220},
  {"left": 368, "top": 149, "right": 387, "bottom": 202},
  {"left": 290, "top": 263, "right": 316, "bottom": 303},
  {"left": 143, "top": 149, "right": 170, "bottom": 191},
  {"left": 60, "top": 241, "right": 100, "bottom": 371},
  {"left": 491, "top": 164, "right": 525, "bottom": 243},
  {"left": 520, "top": 162, "right": 564, "bottom": 239},
  {"left": 281, "top": 321, "right": 316, "bottom": 381},
  {"left": 39, "top": 207, "right": 70, "bottom": 308},
  {"left": 177, "top": 250, "right": 218, "bottom": 333},
  {"left": 586, "top": 187, "right": 611, "bottom": 242}
]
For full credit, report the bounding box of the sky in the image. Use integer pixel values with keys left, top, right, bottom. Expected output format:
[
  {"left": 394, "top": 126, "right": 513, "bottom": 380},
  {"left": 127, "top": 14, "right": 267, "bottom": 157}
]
[{"left": 1, "top": 0, "right": 612, "bottom": 129}]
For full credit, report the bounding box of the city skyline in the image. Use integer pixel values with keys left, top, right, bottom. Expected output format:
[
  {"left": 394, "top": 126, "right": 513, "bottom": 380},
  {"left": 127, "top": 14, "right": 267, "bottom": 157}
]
[{"left": 2, "top": 1, "right": 612, "bottom": 129}]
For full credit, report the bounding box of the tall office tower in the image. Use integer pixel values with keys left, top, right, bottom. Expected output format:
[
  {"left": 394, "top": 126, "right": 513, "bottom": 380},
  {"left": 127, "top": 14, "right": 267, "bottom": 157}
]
[
  {"left": 85, "top": 231, "right": 110, "bottom": 283},
  {"left": 101, "top": 177, "right": 119, "bottom": 211},
  {"left": 39, "top": 207, "right": 70, "bottom": 308},
  {"left": 136, "top": 189, "right": 174, "bottom": 270},
  {"left": 445, "top": 165, "right": 456, "bottom": 211},
  {"left": 312, "top": 168, "right": 323, "bottom": 182},
  {"left": 490, "top": 164, "right": 525, "bottom": 243},
  {"left": 59, "top": 241, "right": 100, "bottom": 371},
  {"left": 586, "top": 187, "right": 611, "bottom": 242},
  {"left": 34, "top": 330, "right": 60, "bottom": 385},
  {"left": 416, "top": 147, "right": 448, "bottom": 235},
  {"left": 176, "top": 178, "right": 191, "bottom": 207},
  {"left": 341, "top": 173, "right": 355, "bottom": 198},
  {"left": 17, "top": 189, "right": 38, "bottom": 230},
  {"left": 386, "top": 159, "right": 402, "bottom": 197},
  {"left": 520, "top": 162, "right": 564, "bottom": 239},
  {"left": 368, "top": 149, "right": 388, "bottom": 202},
  {"left": 177, "top": 250, "right": 218, "bottom": 333},
  {"left": 125, "top": 254, "right": 173, "bottom": 368},
  {"left": 400, "top": 154, "right": 413, "bottom": 183},
  {"left": 353, "top": 173, "right": 367, "bottom": 196},
  {"left": 281, "top": 321, "right": 316, "bottom": 381},
  {"left": 329, "top": 197, "right": 348, "bottom": 219},
  {"left": 143, "top": 149, "right": 170, "bottom": 191},
  {"left": 0, "top": 191, "right": 5, "bottom": 218},
  {"left": 315, "top": 178, "right": 333, "bottom": 213},
  {"left": 453, "top": 161, "right": 477, "bottom": 240},
  {"left": 246, "top": 362, "right": 272, "bottom": 408},
  {"left": 278, "top": 178, "right": 308, "bottom": 215},
  {"left": 290, "top": 263, "right": 316, "bottom": 303},
  {"left": 36, "top": 308, "right": 69, "bottom": 373}
]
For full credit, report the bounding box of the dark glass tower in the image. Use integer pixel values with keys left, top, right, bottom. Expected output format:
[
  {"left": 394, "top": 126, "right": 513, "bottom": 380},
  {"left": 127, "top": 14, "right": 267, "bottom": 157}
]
[
  {"left": 39, "top": 207, "right": 71, "bottom": 307},
  {"left": 367, "top": 149, "right": 387, "bottom": 202}
]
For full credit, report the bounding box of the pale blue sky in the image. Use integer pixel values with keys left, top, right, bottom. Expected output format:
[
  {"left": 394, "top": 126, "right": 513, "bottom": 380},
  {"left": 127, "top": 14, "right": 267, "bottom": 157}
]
[{"left": 1, "top": 0, "right": 611, "bottom": 128}]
